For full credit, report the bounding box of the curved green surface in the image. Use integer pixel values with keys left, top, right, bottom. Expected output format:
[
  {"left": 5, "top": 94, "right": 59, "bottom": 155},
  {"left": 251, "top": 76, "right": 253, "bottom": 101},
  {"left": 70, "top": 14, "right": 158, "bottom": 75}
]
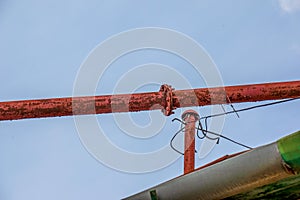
[
  {"left": 227, "top": 131, "right": 300, "bottom": 199},
  {"left": 226, "top": 174, "right": 300, "bottom": 200},
  {"left": 277, "top": 131, "right": 300, "bottom": 174}
]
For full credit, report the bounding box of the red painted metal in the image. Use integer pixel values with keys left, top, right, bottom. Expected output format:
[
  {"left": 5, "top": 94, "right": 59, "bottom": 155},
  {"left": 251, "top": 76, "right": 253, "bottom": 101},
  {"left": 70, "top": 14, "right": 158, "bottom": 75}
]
[
  {"left": 182, "top": 110, "right": 199, "bottom": 174},
  {"left": 0, "top": 80, "right": 300, "bottom": 121},
  {"left": 174, "top": 80, "right": 300, "bottom": 108},
  {"left": 195, "top": 150, "right": 249, "bottom": 171}
]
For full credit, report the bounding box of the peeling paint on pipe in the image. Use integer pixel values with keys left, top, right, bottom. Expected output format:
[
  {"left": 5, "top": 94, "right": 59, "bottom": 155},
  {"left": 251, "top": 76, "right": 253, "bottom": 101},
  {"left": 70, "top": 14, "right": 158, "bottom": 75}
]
[
  {"left": 0, "top": 80, "right": 300, "bottom": 121},
  {"left": 182, "top": 110, "right": 199, "bottom": 174}
]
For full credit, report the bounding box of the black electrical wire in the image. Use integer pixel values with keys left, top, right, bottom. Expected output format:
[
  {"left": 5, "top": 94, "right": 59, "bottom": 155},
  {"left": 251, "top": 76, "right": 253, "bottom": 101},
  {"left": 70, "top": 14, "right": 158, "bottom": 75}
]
[
  {"left": 170, "top": 97, "right": 300, "bottom": 155},
  {"left": 195, "top": 125, "right": 252, "bottom": 149},
  {"left": 200, "top": 97, "right": 300, "bottom": 120},
  {"left": 197, "top": 119, "right": 219, "bottom": 141},
  {"left": 170, "top": 119, "right": 252, "bottom": 155},
  {"left": 170, "top": 125, "right": 185, "bottom": 155}
]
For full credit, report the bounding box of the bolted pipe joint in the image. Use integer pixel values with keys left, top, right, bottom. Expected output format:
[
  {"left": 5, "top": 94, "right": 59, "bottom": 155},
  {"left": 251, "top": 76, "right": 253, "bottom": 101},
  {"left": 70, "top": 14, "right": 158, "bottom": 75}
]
[{"left": 159, "top": 84, "right": 177, "bottom": 116}]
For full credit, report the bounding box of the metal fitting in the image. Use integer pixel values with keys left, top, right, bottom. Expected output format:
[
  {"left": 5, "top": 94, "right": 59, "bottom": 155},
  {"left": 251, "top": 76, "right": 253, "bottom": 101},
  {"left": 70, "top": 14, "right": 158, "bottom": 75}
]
[
  {"left": 159, "top": 84, "right": 176, "bottom": 116},
  {"left": 181, "top": 109, "right": 200, "bottom": 121}
]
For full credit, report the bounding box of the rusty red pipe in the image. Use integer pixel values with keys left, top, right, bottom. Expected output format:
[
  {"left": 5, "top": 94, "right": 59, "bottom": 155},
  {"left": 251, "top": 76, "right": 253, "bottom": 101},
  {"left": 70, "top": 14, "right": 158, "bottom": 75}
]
[
  {"left": 0, "top": 80, "right": 300, "bottom": 121},
  {"left": 182, "top": 110, "right": 199, "bottom": 174}
]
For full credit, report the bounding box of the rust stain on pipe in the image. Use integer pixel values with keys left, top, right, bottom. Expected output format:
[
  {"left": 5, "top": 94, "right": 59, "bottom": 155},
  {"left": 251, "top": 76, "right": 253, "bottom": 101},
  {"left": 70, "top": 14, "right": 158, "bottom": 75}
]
[
  {"left": 0, "top": 92, "right": 163, "bottom": 121},
  {"left": 174, "top": 80, "right": 300, "bottom": 107},
  {"left": 182, "top": 110, "right": 199, "bottom": 174},
  {"left": 0, "top": 80, "right": 300, "bottom": 121}
]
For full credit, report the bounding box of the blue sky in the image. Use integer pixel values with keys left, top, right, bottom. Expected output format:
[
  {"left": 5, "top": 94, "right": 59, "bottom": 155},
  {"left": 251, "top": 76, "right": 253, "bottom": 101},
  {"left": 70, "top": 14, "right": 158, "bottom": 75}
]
[{"left": 0, "top": 1, "right": 300, "bottom": 199}]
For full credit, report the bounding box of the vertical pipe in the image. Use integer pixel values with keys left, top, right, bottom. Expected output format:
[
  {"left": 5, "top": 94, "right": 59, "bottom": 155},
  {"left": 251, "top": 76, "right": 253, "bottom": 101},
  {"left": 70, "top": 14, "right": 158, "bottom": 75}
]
[{"left": 182, "top": 110, "right": 200, "bottom": 174}]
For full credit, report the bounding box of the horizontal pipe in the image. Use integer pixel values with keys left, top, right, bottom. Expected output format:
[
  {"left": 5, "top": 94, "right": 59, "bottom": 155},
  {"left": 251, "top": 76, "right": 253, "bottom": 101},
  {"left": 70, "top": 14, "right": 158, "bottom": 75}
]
[
  {"left": 174, "top": 80, "right": 300, "bottom": 107},
  {"left": 0, "top": 80, "right": 300, "bottom": 121}
]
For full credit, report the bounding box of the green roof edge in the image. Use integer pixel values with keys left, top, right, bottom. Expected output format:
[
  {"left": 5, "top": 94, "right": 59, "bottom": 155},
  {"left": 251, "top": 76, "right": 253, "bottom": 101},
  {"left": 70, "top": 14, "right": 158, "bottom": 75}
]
[{"left": 277, "top": 130, "right": 300, "bottom": 174}]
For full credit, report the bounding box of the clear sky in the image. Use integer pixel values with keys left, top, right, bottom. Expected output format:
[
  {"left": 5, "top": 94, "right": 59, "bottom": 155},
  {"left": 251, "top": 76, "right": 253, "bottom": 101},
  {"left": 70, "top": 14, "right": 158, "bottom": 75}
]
[{"left": 0, "top": 1, "right": 300, "bottom": 199}]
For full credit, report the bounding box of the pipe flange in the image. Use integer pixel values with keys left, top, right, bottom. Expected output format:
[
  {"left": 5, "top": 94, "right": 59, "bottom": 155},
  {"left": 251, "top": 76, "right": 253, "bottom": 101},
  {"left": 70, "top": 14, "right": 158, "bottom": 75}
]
[{"left": 159, "top": 84, "right": 175, "bottom": 116}]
